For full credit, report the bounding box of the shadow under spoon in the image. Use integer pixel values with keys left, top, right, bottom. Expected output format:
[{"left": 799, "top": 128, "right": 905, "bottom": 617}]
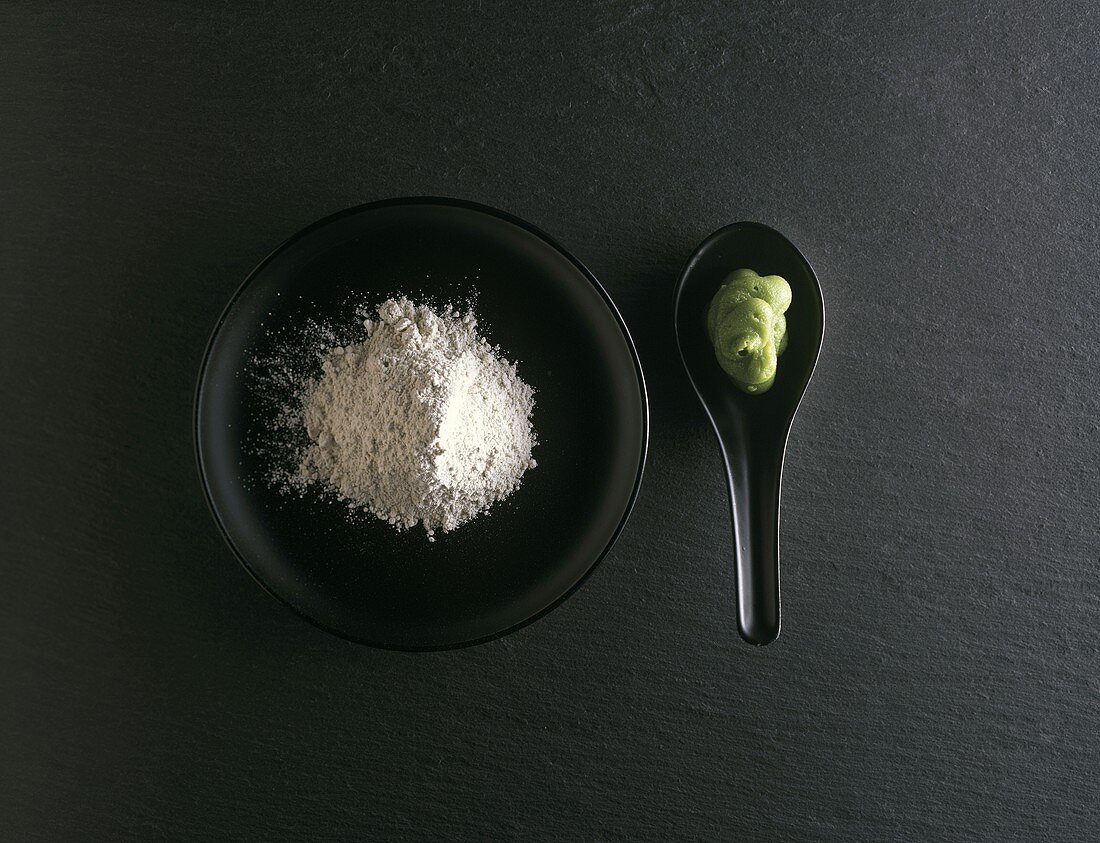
[{"left": 674, "top": 221, "right": 825, "bottom": 646}]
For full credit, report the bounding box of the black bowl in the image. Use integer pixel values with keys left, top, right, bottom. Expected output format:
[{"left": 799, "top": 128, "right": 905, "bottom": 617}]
[{"left": 195, "top": 198, "right": 648, "bottom": 650}]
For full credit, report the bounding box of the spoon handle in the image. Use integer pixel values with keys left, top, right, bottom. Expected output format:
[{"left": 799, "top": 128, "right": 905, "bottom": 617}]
[{"left": 725, "top": 439, "right": 782, "bottom": 645}]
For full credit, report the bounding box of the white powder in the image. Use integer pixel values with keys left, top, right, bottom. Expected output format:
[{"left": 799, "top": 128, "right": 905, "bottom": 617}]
[{"left": 292, "top": 297, "right": 537, "bottom": 539}]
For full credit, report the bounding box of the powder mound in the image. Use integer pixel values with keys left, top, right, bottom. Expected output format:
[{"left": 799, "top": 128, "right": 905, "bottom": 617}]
[{"left": 295, "top": 297, "right": 537, "bottom": 539}]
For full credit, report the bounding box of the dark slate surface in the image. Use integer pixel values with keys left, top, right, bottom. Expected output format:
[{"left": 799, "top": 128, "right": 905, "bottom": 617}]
[{"left": 2, "top": 2, "right": 1098, "bottom": 839}]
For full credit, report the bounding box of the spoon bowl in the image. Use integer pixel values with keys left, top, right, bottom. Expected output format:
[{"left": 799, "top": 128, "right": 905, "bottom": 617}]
[{"left": 674, "top": 222, "right": 824, "bottom": 645}]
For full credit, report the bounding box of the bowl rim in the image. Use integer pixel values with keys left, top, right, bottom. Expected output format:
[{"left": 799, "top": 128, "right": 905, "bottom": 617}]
[{"left": 193, "top": 196, "right": 650, "bottom": 650}]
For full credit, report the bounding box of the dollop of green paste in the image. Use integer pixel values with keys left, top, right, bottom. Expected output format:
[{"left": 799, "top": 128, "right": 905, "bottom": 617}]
[{"left": 706, "top": 268, "right": 792, "bottom": 394}]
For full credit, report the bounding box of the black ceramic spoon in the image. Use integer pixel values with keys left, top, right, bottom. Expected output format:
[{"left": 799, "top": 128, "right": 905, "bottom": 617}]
[{"left": 674, "top": 222, "right": 825, "bottom": 646}]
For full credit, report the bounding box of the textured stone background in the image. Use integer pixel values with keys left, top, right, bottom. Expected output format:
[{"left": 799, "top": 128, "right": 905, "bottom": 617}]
[{"left": 2, "top": 1, "right": 1097, "bottom": 839}]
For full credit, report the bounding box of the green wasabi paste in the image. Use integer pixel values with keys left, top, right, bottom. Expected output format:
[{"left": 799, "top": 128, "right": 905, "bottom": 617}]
[{"left": 706, "top": 268, "right": 792, "bottom": 394}]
